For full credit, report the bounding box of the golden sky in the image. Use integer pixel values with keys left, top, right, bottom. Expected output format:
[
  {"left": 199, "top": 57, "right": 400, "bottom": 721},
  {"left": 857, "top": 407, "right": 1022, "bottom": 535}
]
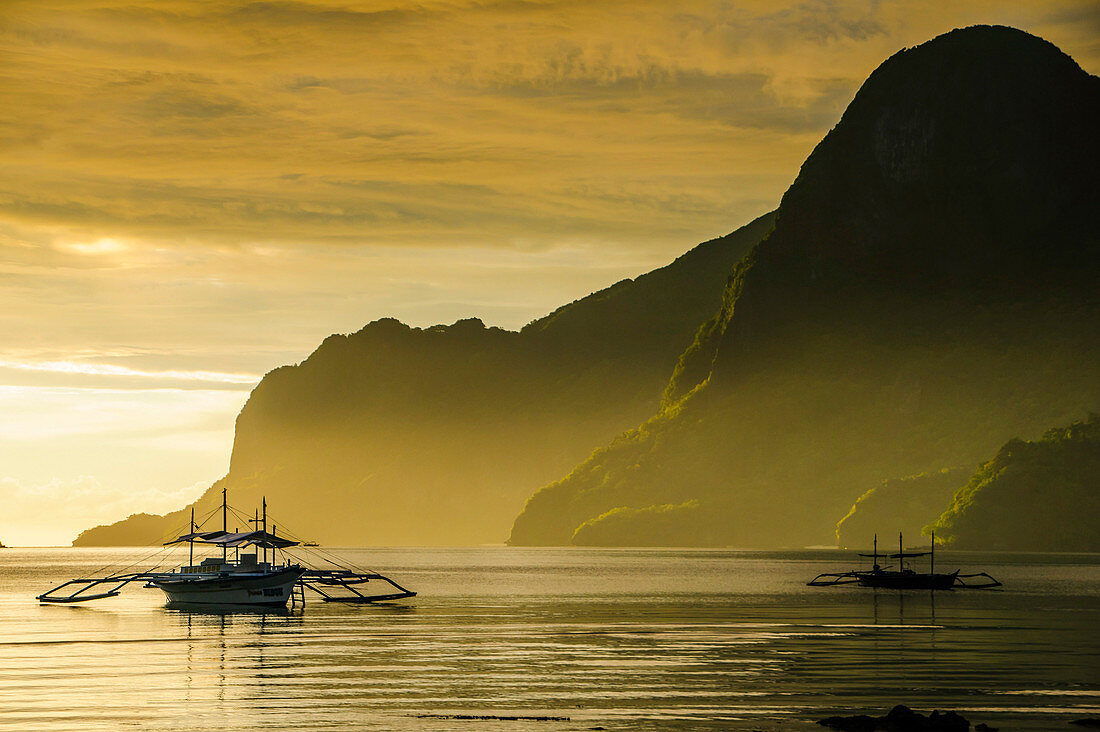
[{"left": 1, "top": 0, "right": 1096, "bottom": 544}]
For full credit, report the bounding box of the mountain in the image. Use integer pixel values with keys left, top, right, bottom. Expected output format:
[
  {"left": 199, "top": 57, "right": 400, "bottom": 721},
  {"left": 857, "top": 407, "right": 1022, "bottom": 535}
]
[
  {"left": 834, "top": 468, "right": 968, "bottom": 549},
  {"left": 73, "top": 212, "right": 775, "bottom": 546},
  {"left": 927, "top": 414, "right": 1100, "bottom": 551},
  {"left": 508, "top": 26, "right": 1100, "bottom": 548}
]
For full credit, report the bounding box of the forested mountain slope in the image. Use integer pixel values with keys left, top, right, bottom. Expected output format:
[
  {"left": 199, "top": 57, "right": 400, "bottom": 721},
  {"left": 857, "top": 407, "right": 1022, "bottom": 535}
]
[
  {"left": 928, "top": 414, "right": 1100, "bottom": 551},
  {"left": 509, "top": 26, "right": 1100, "bottom": 548}
]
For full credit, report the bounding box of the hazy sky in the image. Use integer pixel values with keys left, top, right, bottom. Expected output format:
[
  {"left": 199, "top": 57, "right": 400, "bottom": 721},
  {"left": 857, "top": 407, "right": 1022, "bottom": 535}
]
[{"left": 2, "top": 0, "right": 1097, "bottom": 544}]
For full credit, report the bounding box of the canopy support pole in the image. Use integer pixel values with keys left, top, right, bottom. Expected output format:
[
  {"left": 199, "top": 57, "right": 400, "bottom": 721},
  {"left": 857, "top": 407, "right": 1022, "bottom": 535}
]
[
  {"left": 189, "top": 507, "right": 194, "bottom": 568},
  {"left": 221, "top": 484, "right": 227, "bottom": 564},
  {"left": 262, "top": 497, "right": 268, "bottom": 566}
]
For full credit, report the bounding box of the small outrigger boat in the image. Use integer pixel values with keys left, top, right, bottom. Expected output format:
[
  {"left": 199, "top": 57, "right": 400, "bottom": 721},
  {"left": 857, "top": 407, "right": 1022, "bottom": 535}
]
[
  {"left": 37, "top": 488, "right": 416, "bottom": 608},
  {"left": 807, "top": 532, "right": 1001, "bottom": 590}
]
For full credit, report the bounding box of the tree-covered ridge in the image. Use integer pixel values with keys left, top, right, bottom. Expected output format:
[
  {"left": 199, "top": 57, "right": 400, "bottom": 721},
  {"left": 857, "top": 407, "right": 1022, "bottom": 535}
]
[
  {"left": 523, "top": 213, "right": 776, "bottom": 361},
  {"left": 928, "top": 414, "right": 1100, "bottom": 551},
  {"left": 835, "top": 469, "right": 968, "bottom": 549},
  {"left": 571, "top": 500, "right": 748, "bottom": 547},
  {"left": 509, "top": 26, "right": 1100, "bottom": 549},
  {"left": 74, "top": 212, "right": 774, "bottom": 547}
]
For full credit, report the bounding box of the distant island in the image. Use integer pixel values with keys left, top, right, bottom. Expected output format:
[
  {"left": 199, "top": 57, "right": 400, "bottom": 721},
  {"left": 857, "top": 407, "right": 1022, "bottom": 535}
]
[{"left": 76, "top": 25, "right": 1099, "bottom": 551}]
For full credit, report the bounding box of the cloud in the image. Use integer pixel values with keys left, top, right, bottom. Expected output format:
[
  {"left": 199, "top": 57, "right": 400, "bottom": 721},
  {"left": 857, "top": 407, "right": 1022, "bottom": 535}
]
[
  {"left": 0, "top": 1, "right": 883, "bottom": 250},
  {"left": 2, "top": 0, "right": 1091, "bottom": 256},
  {"left": 0, "top": 359, "right": 259, "bottom": 387},
  {"left": 0, "top": 384, "right": 248, "bottom": 440}
]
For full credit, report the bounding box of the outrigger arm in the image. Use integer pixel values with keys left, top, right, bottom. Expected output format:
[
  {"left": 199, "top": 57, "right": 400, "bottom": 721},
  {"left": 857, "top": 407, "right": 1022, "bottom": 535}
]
[
  {"left": 37, "top": 567, "right": 418, "bottom": 604},
  {"left": 952, "top": 572, "right": 1002, "bottom": 588},
  {"left": 807, "top": 531, "right": 1004, "bottom": 590},
  {"left": 37, "top": 491, "right": 417, "bottom": 607},
  {"left": 297, "top": 569, "right": 417, "bottom": 603},
  {"left": 37, "top": 572, "right": 163, "bottom": 603},
  {"left": 807, "top": 572, "right": 865, "bottom": 586}
]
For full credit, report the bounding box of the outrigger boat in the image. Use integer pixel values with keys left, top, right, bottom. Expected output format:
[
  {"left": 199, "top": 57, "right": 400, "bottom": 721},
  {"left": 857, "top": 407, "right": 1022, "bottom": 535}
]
[
  {"left": 807, "top": 532, "right": 1002, "bottom": 590},
  {"left": 37, "top": 487, "right": 416, "bottom": 608}
]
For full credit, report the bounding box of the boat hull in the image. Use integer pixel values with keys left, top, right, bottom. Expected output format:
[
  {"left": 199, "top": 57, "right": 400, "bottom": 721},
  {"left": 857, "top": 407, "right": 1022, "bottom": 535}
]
[
  {"left": 857, "top": 570, "right": 958, "bottom": 590},
  {"left": 150, "top": 566, "right": 305, "bottom": 607}
]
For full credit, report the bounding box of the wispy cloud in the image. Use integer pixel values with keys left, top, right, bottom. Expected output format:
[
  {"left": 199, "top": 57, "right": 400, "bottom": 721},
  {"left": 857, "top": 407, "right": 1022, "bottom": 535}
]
[
  {"left": 5, "top": 0, "right": 1090, "bottom": 254},
  {"left": 0, "top": 359, "right": 259, "bottom": 386}
]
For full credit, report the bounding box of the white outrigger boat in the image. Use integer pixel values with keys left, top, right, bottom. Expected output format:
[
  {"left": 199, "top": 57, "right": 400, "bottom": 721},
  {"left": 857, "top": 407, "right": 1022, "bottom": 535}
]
[{"left": 37, "top": 489, "right": 416, "bottom": 609}]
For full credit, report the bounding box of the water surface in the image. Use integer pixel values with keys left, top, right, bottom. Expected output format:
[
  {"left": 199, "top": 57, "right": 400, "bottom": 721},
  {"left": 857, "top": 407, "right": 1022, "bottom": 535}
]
[{"left": 1, "top": 547, "right": 1097, "bottom": 730}]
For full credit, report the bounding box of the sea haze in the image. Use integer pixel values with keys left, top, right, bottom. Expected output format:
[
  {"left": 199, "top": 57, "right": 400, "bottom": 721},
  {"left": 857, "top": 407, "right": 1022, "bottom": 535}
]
[{"left": 1, "top": 547, "right": 1097, "bottom": 731}]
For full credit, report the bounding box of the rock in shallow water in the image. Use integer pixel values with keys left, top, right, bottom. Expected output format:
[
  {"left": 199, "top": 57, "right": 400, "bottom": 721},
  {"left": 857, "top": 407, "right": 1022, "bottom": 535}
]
[{"left": 818, "top": 704, "right": 971, "bottom": 731}]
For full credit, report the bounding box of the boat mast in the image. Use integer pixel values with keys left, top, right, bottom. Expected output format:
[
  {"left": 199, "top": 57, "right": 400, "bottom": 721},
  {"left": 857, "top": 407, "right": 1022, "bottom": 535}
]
[
  {"left": 262, "top": 496, "right": 267, "bottom": 566},
  {"left": 189, "top": 507, "right": 195, "bottom": 568},
  {"left": 899, "top": 532, "right": 903, "bottom": 571},
  {"left": 931, "top": 530, "right": 935, "bottom": 576},
  {"left": 222, "top": 484, "right": 227, "bottom": 563}
]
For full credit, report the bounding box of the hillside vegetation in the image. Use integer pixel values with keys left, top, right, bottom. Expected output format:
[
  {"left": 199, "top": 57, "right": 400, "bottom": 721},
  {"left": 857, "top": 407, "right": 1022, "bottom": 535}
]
[
  {"left": 928, "top": 415, "right": 1100, "bottom": 551},
  {"left": 835, "top": 469, "right": 969, "bottom": 549},
  {"left": 509, "top": 26, "right": 1100, "bottom": 548}
]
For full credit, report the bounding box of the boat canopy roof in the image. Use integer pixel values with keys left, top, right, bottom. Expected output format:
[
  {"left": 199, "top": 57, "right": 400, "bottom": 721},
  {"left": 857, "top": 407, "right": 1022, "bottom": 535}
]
[{"left": 165, "top": 530, "right": 298, "bottom": 549}]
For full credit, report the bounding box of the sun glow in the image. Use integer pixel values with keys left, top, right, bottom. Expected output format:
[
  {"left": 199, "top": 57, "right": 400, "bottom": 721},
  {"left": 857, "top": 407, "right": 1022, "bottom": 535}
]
[
  {"left": 0, "top": 384, "right": 247, "bottom": 545},
  {"left": 62, "top": 238, "right": 128, "bottom": 255}
]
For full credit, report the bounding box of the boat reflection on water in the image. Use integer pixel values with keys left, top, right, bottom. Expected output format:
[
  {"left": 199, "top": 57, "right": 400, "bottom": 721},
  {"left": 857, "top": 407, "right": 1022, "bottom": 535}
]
[{"left": 164, "top": 601, "right": 295, "bottom": 616}]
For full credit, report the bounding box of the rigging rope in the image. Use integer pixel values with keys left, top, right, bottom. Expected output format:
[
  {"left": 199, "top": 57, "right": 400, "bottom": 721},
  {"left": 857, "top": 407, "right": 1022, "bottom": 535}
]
[{"left": 78, "top": 495, "right": 392, "bottom": 580}]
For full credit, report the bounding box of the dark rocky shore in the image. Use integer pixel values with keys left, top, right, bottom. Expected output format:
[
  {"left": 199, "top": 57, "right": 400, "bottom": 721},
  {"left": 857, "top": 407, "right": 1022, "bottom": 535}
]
[
  {"left": 819, "top": 705, "right": 1100, "bottom": 731},
  {"left": 819, "top": 705, "right": 986, "bottom": 731}
]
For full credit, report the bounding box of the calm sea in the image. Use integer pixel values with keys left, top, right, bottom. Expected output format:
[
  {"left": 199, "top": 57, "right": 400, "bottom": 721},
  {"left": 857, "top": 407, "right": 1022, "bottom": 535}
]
[{"left": 0, "top": 547, "right": 1097, "bottom": 731}]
